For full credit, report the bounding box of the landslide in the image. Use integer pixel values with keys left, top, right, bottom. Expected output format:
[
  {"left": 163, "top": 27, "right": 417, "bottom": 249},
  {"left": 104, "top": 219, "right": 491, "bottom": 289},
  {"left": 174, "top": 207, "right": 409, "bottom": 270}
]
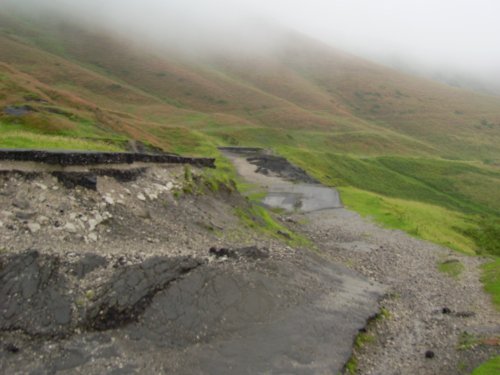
[{"left": 0, "top": 163, "right": 382, "bottom": 374}]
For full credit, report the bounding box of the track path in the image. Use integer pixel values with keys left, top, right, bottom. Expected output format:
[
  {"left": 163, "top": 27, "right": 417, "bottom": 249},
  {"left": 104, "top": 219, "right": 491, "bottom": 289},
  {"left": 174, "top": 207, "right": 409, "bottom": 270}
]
[{"left": 225, "top": 150, "right": 500, "bottom": 374}]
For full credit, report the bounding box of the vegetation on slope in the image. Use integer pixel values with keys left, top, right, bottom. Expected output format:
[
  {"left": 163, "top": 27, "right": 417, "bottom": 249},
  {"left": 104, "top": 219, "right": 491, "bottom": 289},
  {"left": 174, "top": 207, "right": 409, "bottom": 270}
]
[{"left": 471, "top": 356, "right": 500, "bottom": 375}]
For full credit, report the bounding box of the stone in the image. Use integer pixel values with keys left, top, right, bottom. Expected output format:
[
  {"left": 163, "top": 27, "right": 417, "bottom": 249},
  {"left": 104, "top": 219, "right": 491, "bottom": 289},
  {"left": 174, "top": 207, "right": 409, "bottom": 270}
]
[
  {"left": 134, "top": 206, "right": 151, "bottom": 219},
  {"left": 3, "top": 105, "right": 34, "bottom": 116},
  {"left": 64, "top": 223, "right": 77, "bottom": 233},
  {"left": 88, "top": 233, "right": 98, "bottom": 242},
  {"left": 37, "top": 216, "right": 50, "bottom": 225},
  {"left": 52, "top": 172, "right": 97, "bottom": 191},
  {"left": 27, "top": 222, "right": 41, "bottom": 234},
  {"left": 4, "top": 343, "right": 20, "bottom": 354},
  {"left": 277, "top": 230, "right": 292, "bottom": 239},
  {"left": 88, "top": 219, "right": 98, "bottom": 231},
  {"left": 147, "top": 192, "right": 158, "bottom": 200},
  {"left": 104, "top": 196, "right": 114, "bottom": 205},
  {"left": 442, "top": 307, "right": 451, "bottom": 314},
  {"left": 15, "top": 210, "right": 37, "bottom": 220},
  {"left": 0, "top": 210, "right": 12, "bottom": 219},
  {"left": 137, "top": 193, "right": 146, "bottom": 201},
  {"left": 425, "top": 350, "right": 435, "bottom": 359},
  {"left": 12, "top": 198, "right": 30, "bottom": 210},
  {"left": 209, "top": 246, "right": 270, "bottom": 260}
]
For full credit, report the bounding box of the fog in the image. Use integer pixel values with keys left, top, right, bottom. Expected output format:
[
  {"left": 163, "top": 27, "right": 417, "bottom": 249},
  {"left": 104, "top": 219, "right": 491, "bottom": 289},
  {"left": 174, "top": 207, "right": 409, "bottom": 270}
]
[{"left": 2, "top": 0, "right": 500, "bottom": 93}]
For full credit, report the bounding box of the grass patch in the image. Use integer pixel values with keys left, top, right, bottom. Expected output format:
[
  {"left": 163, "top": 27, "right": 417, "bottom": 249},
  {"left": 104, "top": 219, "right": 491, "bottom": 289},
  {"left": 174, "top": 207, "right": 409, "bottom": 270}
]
[
  {"left": 0, "top": 129, "right": 121, "bottom": 151},
  {"left": 354, "top": 331, "right": 375, "bottom": 349},
  {"left": 178, "top": 165, "right": 237, "bottom": 196},
  {"left": 0, "top": 115, "right": 128, "bottom": 150},
  {"left": 481, "top": 258, "right": 500, "bottom": 310},
  {"left": 457, "top": 331, "right": 480, "bottom": 350},
  {"left": 344, "top": 307, "right": 390, "bottom": 374},
  {"left": 438, "top": 259, "right": 465, "bottom": 278},
  {"left": 235, "top": 204, "right": 310, "bottom": 247},
  {"left": 471, "top": 356, "right": 500, "bottom": 375},
  {"left": 464, "top": 217, "right": 500, "bottom": 256},
  {"left": 344, "top": 355, "right": 358, "bottom": 375},
  {"left": 176, "top": 160, "right": 309, "bottom": 247},
  {"left": 339, "top": 186, "right": 477, "bottom": 254}
]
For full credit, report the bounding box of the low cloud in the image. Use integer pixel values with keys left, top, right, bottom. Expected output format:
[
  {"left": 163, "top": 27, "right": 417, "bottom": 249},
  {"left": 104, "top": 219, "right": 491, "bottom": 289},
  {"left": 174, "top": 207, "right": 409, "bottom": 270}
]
[{"left": 2, "top": 0, "right": 500, "bottom": 93}]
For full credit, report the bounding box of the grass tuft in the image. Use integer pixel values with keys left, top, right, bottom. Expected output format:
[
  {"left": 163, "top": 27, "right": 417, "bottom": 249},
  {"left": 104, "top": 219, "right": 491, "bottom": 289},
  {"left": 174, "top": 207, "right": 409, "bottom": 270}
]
[{"left": 438, "top": 259, "right": 465, "bottom": 278}]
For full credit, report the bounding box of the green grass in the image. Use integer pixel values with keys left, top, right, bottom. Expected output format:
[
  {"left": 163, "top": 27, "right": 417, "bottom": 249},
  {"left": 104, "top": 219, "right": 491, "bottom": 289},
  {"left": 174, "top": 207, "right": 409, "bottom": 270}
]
[
  {"left": 457, "top": 332, "right": 480, "bottom": 350},
  {"left": 0, "top": 129, "right": 121, "bottom": 151},
  {"left": 344, "top": 307, "right": 390, "bottom": 374},
  {"left": 465, "top": 217, "right": 500, "bottom": 256},
  {"left": 339, "top": 186, "right": 477, "bottom": 254},
  {"left": 481, "top": 258, "right": 500, "bottom": 310},
  {"left": 354, "top": 331, "right": 375, "bottom": 349},
  {"left": 278, "top": 149, "right": 500, "bottom": 216},
  {"left": 438, "top": 259, "right": 465, "bottom": 278},
  {"left": 344, "top": 355, "right": 358, "bottom": 375},
  {"left": 0, "top": 115, "right": 127, "bottom": 151},
  {"left": 471, "top": 356, "right": 500, "bottom": 375},
  {"left": 235, "top": 204, "right": 310, "bottom": 247}
]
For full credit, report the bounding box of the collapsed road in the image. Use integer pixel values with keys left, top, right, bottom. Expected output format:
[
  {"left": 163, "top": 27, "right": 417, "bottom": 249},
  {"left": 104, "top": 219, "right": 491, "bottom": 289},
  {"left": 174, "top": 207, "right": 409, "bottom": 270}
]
[
  {"left": 220, "top": 147, "right": 343, "bottom": 212},
  {"left": 0, "top": 150, "right": 383, "bottom": 374},
  {"left": 223, "top": 148, "right": 500, "bottom": 375}
]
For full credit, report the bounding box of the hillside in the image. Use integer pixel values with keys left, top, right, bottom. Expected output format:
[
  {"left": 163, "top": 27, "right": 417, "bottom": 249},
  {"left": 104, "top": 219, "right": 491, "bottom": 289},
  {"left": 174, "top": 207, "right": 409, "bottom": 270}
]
[{"left": 1, "top": 12, "right": 500, "bottom": 258}]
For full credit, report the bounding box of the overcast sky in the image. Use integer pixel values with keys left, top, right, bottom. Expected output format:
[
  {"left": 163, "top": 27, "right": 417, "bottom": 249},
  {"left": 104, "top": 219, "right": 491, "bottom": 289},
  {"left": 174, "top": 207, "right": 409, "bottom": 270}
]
[{"left": 3, "top": 0, "right": 500, "bottom": 85}]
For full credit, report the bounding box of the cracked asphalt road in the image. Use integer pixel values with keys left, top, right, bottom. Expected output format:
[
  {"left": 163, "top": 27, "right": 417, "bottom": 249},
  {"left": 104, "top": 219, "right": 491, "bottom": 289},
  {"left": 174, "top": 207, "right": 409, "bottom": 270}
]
[{"left": 0, "top": 160, "right": 382, "bottom": 374}]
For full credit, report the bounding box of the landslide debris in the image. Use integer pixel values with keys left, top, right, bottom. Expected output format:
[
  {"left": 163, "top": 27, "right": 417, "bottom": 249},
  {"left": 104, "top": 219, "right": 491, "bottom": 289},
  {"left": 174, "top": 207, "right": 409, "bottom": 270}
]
[{"left": 0, "top": 163, "right": 383, "bottom": 374}]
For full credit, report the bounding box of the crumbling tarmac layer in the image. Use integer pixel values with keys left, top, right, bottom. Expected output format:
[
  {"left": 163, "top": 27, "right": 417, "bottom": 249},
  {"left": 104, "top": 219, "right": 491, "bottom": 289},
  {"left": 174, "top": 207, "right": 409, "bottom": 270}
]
[
  {"left": 0, "top": 148, "right": 215, "bottom": 168},
  {"left": 0, "top": 164, "right": 383, "bottom": 374}
]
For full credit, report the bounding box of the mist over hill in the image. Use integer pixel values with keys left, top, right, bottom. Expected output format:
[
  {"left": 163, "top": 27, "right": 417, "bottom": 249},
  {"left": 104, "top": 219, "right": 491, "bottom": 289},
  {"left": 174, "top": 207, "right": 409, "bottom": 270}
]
[{"left": 3, "top": 0, "right": 500, "bottom": 96}]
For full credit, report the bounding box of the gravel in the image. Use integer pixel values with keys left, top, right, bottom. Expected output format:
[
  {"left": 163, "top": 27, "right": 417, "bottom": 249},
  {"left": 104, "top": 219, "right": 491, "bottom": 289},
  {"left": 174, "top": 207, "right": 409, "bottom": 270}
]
[{"left": 298, "top": 208, "right": 500, "bottom": 375}]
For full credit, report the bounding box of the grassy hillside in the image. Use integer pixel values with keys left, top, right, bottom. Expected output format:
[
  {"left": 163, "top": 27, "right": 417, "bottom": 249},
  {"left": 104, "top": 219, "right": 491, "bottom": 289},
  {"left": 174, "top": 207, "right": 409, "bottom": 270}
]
[{"left": 0, "top": 13, "right": 499, "bottom": 301}]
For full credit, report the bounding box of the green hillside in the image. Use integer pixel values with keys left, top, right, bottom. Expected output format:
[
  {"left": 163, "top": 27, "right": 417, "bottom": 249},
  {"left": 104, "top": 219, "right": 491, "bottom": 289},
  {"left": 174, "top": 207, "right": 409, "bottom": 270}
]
[{"left": 1, "top": 12, "right": 499, "bottom": 273}]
